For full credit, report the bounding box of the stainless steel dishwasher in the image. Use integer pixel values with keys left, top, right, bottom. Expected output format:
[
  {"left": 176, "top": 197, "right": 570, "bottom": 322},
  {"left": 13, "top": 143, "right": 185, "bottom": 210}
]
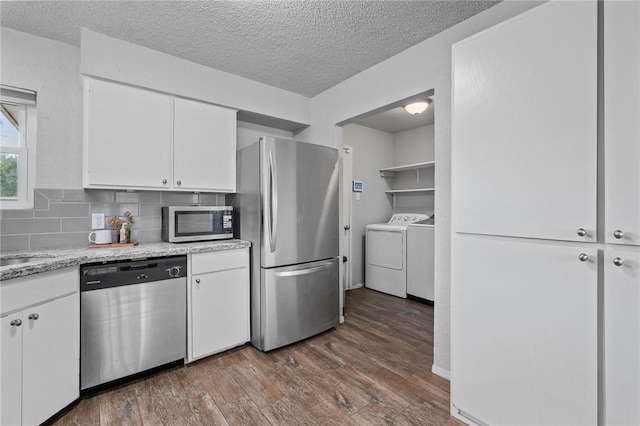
[{"left": 80, "top": 255, "right": 187, "bottom": 391}]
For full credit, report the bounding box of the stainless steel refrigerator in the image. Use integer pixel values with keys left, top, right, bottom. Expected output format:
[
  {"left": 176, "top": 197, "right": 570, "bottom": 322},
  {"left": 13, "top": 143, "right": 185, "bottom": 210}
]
[{"left": 232, "top": 136, "right": 340, "bottom": 351}]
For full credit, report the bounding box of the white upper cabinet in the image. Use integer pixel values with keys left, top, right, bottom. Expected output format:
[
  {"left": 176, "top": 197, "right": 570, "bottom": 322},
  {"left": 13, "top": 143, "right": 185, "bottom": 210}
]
[
  {"left": 84, "top": 78, "right": 173, "bottom": 189},
  {"left": 452, "top": 1, "right": 597, "bottom": 242},
  {"left": 174, "top": 97, "right": 237, "bottom": 192},
  {"left": 84, "top": 78, "right": 237, "bottom": 192},
  {"left": 604, "top": 1, "right": 640, "bottom": 246}
]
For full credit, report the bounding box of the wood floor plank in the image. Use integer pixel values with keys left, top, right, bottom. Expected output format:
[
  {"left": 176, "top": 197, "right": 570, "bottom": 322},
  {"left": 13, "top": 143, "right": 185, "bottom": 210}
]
[
  {"left": 98, "top": 382, "right": 142, "bottom": 425},
  {"left": 50, "top": 288, "right": 461, "bottom": 425},
  {"left": 218, "top": 395, "right": 271, "bottom": 426}
]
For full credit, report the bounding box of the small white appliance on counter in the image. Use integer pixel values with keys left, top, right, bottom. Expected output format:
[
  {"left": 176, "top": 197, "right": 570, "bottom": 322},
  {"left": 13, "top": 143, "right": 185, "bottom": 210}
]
[
  {"left": 365, "top": 213, "right": 429, "bottom": 298},
  {"left": 407, "top": 218, "right": 435, "bottom": 302}
]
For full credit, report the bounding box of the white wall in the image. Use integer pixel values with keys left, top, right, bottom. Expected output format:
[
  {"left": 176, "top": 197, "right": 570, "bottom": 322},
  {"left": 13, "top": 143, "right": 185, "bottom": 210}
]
[
  {"left": 1, "top": 28, "right": 83, "bottom": 189},
  {"left": 81, "top": 29, "right": 310, "bottom": 127},
  {"left": 302, "top": 1, "right": 542, "bottom": 376},
  {"left": 343, "top": 124, "right": 394, "bottom": 286},
  {"left": 237, "top": 121, "right": 293, "bottom": 150},
  {"left": 393, "top": 124, "right": 435, "bottom": 215},
  {"left": 394, "top": 124, "right": 434, "bottom": 165},
  {"left": 0, "top": 28, "right": 313, "bottom": 190}
]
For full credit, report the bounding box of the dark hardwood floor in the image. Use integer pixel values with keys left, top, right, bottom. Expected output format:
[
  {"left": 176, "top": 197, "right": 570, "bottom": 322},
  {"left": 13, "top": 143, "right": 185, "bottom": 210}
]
[{"left": 52, "top": 288, "right": 461, "bottom": 425}]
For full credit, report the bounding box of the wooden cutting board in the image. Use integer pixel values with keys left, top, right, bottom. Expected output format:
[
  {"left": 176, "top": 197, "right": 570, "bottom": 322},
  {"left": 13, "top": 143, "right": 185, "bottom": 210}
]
[{"left": 89, "top": 242, "right": 139, "bottom": 249}]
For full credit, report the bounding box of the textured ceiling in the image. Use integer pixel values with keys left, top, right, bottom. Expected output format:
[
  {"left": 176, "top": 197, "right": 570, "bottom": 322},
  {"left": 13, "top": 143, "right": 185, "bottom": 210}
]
[{"left": 1, "top": 1, "right": 500, "bottom": 97}]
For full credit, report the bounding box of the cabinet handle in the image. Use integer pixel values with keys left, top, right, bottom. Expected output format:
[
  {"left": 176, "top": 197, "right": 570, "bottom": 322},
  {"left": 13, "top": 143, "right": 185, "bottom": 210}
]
[
  {"left": 577, "top": 228, "right": 587, "bottom": 237},
  {"left": 28, "top": 313, "right": 39, "bottom": 320},
  {"left": 613, "top": 230, "right": 624, "bottom": 240},
  {"left": 176, "top": 180, "right": 182, "bottom": 186},
  {"left": 10, "top": 319, "right": 22, "bottom": 327},
  {"left": 195, "top": 278, "right": 201, "bottom": 284},
  {"left": 613, "top": 257, "right": 624, "bottom": 267},
  {"left": 162, "top": 179, "right": 168, "bottom": 185},
  {"left": 578, "top": 253, "right": 589, "bottom": 262}
]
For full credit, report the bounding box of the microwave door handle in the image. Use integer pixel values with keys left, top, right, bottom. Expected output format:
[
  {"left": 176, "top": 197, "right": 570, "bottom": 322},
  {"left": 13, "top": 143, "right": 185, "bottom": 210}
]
[{"left": 269, "top": 150, "right": 278, "bottom": 253}]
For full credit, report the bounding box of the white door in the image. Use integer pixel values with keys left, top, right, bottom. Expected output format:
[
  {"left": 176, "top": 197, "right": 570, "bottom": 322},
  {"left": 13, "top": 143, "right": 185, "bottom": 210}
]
[
  {"left": 451, "top": 234, "right": 598, "bottom": 425},
  {"left": 342, "top": 145, "right": 353, "bottom": 290},
  {"left": 174, "top": 98, "right": 237, "bottom": 192},
  {"left": 1, "top": 313, "right": 23, "bottom": 426},
  {"left": 191, "top": 268, "right": 249, "bottom": 359},
  {"left": 451, "top": 1, "right": 597, "bottom": 242},
  {"left": 605, "top": 247, "right": 640, "bottom": 425},
  {"left": 22, "top": 294, "right": 79, "bottom": 426},
  {"left": 604, "top": 1, "right": 640, "bottom": 246},
  {"left": 84, "top": 78, "right": 173, "bottom": 189}
]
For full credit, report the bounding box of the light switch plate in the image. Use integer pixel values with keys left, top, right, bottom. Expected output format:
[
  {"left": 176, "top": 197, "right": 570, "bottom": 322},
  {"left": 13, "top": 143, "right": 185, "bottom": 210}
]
[{"left": 91, "top": 213, "right": 105, "bottom": 230}]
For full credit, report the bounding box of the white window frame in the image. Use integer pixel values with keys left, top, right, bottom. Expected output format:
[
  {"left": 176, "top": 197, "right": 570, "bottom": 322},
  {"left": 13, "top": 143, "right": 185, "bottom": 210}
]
[{"left": 0, "top": 87, "right": 37, "bottom": 210}]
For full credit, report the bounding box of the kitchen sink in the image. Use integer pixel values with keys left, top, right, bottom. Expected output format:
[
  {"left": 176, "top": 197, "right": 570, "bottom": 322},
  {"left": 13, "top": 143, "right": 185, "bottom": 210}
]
[{"left": 0, "top": 256, "right": 55, "bottom": 267}]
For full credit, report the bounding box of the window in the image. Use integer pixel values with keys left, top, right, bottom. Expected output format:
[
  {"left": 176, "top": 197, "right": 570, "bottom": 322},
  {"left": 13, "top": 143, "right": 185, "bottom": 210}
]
[{"left": 0, "top": 86, "right": 37, "bottom": 209}]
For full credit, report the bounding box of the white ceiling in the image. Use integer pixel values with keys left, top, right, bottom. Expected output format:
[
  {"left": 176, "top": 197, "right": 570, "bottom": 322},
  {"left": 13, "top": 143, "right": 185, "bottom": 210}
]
[
  {"left": 353, "top": 99, "right": 434, "bottom": 134},
  {"left": 0, "top": 0, "right": 500, "bottom": 98}
]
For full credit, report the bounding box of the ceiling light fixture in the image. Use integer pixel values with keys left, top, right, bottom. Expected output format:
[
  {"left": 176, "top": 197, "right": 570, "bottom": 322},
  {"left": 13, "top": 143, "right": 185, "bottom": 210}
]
[{"left": 404, "top": 99, "right": 431, "bottom": 115}]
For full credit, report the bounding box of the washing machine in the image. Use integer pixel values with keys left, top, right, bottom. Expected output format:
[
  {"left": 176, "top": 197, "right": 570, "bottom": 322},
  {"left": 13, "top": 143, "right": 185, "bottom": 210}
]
[{"left": 365, "top": 213, "right": 429, "bottom": 298}]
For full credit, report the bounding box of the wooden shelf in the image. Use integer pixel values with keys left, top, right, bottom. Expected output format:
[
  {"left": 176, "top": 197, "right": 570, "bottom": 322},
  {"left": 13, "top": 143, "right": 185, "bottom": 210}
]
[
  {"left": 380, "top": 161, "right": 435, "bottom": 177},
  {"left": 385, "top": 188, "right": 435, "bottom": 194}
]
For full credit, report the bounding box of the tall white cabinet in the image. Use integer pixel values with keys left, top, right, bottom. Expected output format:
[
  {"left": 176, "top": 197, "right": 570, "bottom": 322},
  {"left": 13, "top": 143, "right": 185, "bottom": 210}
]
[
  {"left": 452, "top": 1, "right": 640, "bottom": 425},
  {"left": 604, "top": 1, "right": 640, "bottom": 246}
]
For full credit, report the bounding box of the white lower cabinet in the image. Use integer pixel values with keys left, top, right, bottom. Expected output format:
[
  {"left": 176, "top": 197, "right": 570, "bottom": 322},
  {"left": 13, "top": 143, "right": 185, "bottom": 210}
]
[
  {"left": 188, "top": 248, "right": 249, "bottom": 362},
  {"left": 605, "top": 247, "right": 640, "bottom": 425},
  {"left": 451, "top": 235, "right": 598, "bottom": 425},
  {"left": 1, "top": 267, "right": 79, "bottom": 426}
]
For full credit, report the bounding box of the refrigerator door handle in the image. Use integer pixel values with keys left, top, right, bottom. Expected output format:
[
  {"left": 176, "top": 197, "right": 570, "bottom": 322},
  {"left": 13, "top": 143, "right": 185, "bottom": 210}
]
[
  {"left": 275, "top": 261, "right": 335, "bottom": 277},
  {"left": 269, "top": 150, "right": 279, "bottom": 253}
]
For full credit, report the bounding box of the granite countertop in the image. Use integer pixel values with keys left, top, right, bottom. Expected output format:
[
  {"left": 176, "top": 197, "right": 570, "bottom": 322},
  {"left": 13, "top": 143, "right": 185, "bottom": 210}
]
[{"left": 0, "top": 239, "right": 251, "bottom": 281}]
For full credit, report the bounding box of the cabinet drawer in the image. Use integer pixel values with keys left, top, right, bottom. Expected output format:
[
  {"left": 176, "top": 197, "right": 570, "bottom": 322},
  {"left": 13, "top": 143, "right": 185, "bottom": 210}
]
[
  {"left": 191, "top": 249, "right": 247, "bottom": 275},
  {"left": 1, "top": 267, "right": 78, "bottom": 315}
]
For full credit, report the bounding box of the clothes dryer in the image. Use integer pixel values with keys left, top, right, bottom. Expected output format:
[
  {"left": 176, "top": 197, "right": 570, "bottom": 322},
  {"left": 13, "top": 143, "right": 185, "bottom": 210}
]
[{"left": 365, "top": 214, "right": 429, "bottom": 298}]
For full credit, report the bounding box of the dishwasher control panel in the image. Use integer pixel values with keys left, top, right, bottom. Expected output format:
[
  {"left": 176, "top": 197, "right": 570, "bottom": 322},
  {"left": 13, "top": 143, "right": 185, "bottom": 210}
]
[{"left": 81, "top": 255, "right": 187, "bottom": 291}]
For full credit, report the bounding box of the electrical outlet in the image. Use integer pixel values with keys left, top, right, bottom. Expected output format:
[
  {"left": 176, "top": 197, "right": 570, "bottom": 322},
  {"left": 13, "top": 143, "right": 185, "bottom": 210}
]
[{"left": 92, "top": 213, "right": 105, "bottom": 230}]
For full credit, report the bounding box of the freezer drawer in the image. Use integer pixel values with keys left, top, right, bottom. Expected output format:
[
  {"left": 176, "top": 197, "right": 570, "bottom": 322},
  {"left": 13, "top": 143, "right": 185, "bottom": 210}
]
[{"left": 261, "top": 258, "right": 339, "bottom": 351}]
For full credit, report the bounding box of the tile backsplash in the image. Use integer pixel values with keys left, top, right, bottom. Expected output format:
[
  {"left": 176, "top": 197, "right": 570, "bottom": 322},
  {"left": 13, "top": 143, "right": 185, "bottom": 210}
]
[{"left": 0, "top": 188, "right": 224, "bottom": 252}]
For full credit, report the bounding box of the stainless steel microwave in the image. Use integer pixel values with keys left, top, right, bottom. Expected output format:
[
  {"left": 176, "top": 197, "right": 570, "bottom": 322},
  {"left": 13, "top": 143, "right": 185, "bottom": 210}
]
[{"left": 161, "top": 206, "right": 233, "bottom": 243}]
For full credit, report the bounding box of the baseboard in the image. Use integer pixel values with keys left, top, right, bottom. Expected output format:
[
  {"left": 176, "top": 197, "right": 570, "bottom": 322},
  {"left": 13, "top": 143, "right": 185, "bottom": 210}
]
[
  {"left": 431, "top": 364, "right": 451, "bottom": 380},
  {"left": 340, "top": 315, "right": 345, "bottom": 324},
  {"left": 349, "top": 282, "right": 364, "bottom": 290}
]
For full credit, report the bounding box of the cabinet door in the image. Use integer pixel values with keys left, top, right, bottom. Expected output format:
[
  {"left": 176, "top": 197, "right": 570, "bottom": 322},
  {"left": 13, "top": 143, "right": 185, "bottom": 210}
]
[
  {"left": 604, "top": 1, "right": 640, "bottom": 246},
  {"left": 452, "top": 1, "right": 597, "bottom": 241},
  {"left": 22, "top": 293, "right": 79, "bottom": 426},
  {"left": 174, "top": 98, "right": 237, "bottom": 192},
  {"left": 191, "top": 268, "right": 249, "bottom": 359},
  {"left": 451, "top": 234, "right": 597, "bottom": 425},
  {"left": 1, "top": 314, "right": 23, "bottom": 426},
  {"left": 605, "top": 247, "right": 640, "bottom": 425},
  {"left": 84, "top": 78, "right": 172, "bottom": 189}
]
